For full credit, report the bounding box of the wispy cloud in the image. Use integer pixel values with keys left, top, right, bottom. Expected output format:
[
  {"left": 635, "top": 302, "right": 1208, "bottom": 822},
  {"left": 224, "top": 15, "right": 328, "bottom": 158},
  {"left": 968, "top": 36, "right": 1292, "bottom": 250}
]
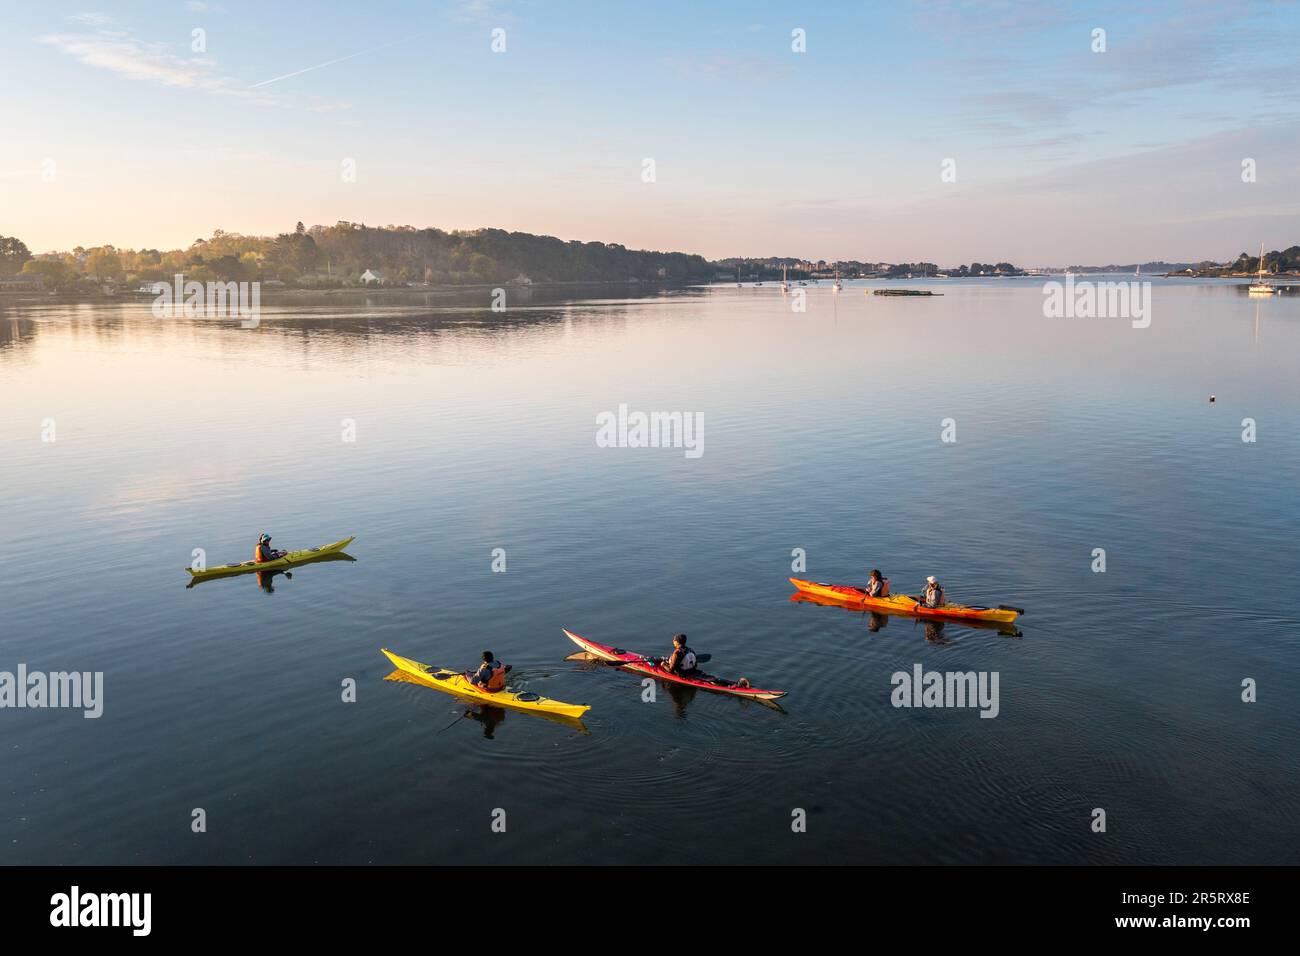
[
  {"left": 39, "top": 31, "right": 223, "bottom": 89},
  {"left": 451, "top": 0, "right": 510, "bottom": 25},
  {"left": 70, "top": 12, "right": 114, "bottom": 27},
  {"left": 911, "top": 0, "right": 1300, "bottom": 155},
  {"left": 38, "top": 20, "right": 351, "bottom": 110}
]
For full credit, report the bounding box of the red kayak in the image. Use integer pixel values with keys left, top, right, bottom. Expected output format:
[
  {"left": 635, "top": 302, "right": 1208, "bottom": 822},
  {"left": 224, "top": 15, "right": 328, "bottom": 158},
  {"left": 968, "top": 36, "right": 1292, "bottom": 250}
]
[{"left": 563, "top": 629, "right": 787, "bottom": 701}]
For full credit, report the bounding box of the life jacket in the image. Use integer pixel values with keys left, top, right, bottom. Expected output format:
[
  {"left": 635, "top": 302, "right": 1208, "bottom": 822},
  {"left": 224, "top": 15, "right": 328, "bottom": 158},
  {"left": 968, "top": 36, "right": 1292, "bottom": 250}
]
[
  {"left": 670, "top": 647, "right": 697, "bottom": 672},
  {"left": 254, "top": 542, "right": 273, "bottom": 563},
  {"left": 923, "top": 583, "right": 944, "bottom": 607},
  {"left": 483, "top": 660, "right": 506, "bottom": 692},
  {"left": 867, "top": 577, "right": 890, "bottom": 597}
]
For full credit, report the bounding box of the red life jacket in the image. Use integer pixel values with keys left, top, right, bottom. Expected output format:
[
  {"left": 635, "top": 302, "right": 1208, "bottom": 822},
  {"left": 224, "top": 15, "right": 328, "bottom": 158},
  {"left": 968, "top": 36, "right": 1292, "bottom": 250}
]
[
  {"left": 254, "top": 543, "right": 274, "bottom": 563},
  {"left": 483, "top": 660, "right": 506, "bottom": 692}
]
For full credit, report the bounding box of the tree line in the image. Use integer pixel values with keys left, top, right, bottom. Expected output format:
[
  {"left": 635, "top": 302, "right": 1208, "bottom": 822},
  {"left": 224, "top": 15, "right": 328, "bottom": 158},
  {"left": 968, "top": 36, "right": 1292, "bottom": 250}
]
[
  {"left": 1228, "top": 246, "right": 1300, "bottom": 274},
  {"left": 0, "top": 222, "right": 715, "bottom": 289},
  {"left": 6, "top": 227, "right": 1298, "bottom": 290}
]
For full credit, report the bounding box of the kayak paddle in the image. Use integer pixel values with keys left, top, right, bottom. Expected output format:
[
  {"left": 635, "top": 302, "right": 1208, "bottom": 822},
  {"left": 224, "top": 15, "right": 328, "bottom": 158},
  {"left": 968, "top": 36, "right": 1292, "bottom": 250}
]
[{"left": 589, "top": 653, "right": 711, "bottom": 667}]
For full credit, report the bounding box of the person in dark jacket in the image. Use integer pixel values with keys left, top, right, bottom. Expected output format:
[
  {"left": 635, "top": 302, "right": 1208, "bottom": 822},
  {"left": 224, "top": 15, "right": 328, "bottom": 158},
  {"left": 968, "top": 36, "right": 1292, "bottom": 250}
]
[{"left": 662, "top": 634, "right": 698, "bottom": 674}]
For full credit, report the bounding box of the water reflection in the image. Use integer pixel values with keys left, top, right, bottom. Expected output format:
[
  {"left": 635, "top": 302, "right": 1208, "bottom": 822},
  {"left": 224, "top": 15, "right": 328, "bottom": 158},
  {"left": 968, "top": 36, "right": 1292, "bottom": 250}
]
[
  {"left": 0, "top": 317, "right": 37, "bottom": 356},
  {"left": 383, "top": 669, "right": 590, "bottom": 734},
  {"left": 0, "top": 283, "right": 711, "bottom": 362},
  {"left": 658, "top": 679, "right": 787, "bottom": 716}
]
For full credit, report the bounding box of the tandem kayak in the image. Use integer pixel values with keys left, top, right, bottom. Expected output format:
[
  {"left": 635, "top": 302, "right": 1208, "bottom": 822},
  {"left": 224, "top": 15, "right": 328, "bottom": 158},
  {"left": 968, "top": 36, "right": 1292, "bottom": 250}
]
[
  {"left": 788, "top": 577, "right": 1023, "bottom": 624},
  {"left": 380, "top": 648, "right": 591, "bottom": 720},
  {"left": 186, "top": 536, "right": 355, "bottom": 583},
  {"left": 562, "top": 629, "right": 787, "bottom": 701},
  {"left": 788, "top": 591, "right": 1022, "bottom": 636}
]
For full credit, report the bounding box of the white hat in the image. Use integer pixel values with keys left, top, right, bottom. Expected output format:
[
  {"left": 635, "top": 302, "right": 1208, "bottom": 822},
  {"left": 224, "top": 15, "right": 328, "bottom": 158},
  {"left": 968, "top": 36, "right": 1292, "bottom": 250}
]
[{"left": 926, "top": 575, "right": 937, "bottom": 584}]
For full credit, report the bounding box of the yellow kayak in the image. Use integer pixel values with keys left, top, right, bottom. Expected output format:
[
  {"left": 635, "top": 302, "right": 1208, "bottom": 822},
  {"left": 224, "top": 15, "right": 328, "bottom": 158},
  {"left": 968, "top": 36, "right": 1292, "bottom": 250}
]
[
  {"left": 380, "top": 648, "right": 591, "bottom": 720},
  {"left": 186, "top": 536, "right": 355, "bottom": 583}
]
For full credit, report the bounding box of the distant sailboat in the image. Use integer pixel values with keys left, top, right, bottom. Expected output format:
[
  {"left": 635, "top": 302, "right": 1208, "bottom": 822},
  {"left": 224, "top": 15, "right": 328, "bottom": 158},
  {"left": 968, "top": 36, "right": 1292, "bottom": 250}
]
[
  {"left": 1135, "top": 264, "right": 1141, "bottom": 277},
  {"left": 780, "top": 264, "right": 790, "bottom": 294},
  {"left": 1248, "top": 242, "right": 1277, "bottom": 295},
  {"left": 832, "top": 266, "right": 842, "bottom": 292}
]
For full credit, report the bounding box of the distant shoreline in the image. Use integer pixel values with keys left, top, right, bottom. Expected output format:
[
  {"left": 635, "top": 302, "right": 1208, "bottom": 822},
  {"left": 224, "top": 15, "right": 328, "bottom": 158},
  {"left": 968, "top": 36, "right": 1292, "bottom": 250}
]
[
  {"left": 0, "top": 277, "right": 696, "bottom": 303},
  {"left": 5, "top": 272, "right": 1299, "bottom": 304}
]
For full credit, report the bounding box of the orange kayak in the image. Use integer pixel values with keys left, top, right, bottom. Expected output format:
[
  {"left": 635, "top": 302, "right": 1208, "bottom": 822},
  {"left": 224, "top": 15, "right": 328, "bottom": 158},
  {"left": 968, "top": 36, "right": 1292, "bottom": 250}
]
[{"left": 788, "top": 578, "right": 1023, "bottom": 624}]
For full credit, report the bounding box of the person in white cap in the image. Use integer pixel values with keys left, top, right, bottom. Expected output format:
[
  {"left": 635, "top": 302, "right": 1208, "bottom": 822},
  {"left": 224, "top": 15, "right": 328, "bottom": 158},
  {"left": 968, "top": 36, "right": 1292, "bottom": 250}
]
[{"left": 921, "top": 575, "right": 945, "bottom": 608}]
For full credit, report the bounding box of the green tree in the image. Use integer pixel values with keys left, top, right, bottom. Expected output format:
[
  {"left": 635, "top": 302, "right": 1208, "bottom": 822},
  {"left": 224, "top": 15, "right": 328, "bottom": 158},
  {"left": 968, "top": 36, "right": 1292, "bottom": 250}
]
[
  {"left": 0, "top": 236, "right": 32, "bottom": 276},
  {"left": 20, "top": 258, "right": 74, "bottom": 288},
  {"left": 85, "top": 247, "right": 124, "bottom": 280},
  {"left": 209, "top": 255, "right": 248, "bottom": 281},
  {"left": 469, "top": 252, "right": 496, "bottom": 281}
]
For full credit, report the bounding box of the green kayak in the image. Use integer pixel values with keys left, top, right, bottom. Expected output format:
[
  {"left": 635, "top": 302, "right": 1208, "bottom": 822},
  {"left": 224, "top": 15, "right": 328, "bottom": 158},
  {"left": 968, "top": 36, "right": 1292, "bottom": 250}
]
[{"left": 186, "top": 536, "right": 355, "bottom": 584}]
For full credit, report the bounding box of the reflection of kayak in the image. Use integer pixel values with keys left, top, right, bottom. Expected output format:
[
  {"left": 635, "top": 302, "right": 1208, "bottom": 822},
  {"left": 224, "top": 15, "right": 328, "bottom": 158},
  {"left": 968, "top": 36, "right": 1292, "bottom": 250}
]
[
  {"left": 380, "top": 648, "right": 591, "bottom": 720},
  {"left": 186, "top": 536, "right": 355, "bottom": 583},
  {"left": 789, "top": 591, "right": 1022, "bottom": 636},
  {"left": 789, "top": 578, "right": 1023, "bottom": 624},
  {"left": 562, "top": 629, "right": 787, "bottom": 701},
  {"left": 383, "top": 669, "right": 591, "bottom": 734}
]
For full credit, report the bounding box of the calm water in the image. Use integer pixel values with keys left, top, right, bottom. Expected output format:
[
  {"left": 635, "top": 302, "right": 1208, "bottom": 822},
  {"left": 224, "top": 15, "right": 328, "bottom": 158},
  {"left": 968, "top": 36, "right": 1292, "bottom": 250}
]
[{"left": 2, "top": 279, "right": 1298, "bottom": 865}]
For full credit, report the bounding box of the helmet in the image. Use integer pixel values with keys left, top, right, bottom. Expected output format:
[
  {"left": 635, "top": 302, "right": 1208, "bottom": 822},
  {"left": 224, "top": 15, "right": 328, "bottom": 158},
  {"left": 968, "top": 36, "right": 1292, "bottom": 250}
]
[{"left": 258, "top": 533, "right": 271, "bottom": 544}]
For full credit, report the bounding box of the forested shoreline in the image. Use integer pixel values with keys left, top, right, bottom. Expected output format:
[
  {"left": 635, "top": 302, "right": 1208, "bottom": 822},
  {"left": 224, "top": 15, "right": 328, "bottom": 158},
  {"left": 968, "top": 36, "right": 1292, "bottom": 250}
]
[
  {"left": 0, "top": 222, "right": 715, "bottom": 291},
  {"left": 2, "top": 224, "right": 1298, "bottom": 293}
]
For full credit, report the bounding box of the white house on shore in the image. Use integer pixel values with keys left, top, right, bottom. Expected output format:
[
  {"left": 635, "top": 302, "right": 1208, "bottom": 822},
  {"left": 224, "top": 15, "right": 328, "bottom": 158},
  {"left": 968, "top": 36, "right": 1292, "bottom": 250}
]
[{"left": 360, "top": 269, "right": 385, "bottom": 285}]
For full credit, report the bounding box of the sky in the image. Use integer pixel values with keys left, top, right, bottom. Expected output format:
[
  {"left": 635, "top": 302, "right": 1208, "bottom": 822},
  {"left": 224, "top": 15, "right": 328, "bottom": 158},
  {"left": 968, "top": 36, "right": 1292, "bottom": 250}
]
[{"left": 2, "top": 0, "right": 1299, "bottom": 265}]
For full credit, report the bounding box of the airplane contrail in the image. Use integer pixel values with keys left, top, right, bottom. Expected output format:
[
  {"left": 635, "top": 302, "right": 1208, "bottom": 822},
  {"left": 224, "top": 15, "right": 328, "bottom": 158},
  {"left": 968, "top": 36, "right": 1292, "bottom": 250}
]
[{"left": 249, "top": 37, "right": 417, "bottom": 88}]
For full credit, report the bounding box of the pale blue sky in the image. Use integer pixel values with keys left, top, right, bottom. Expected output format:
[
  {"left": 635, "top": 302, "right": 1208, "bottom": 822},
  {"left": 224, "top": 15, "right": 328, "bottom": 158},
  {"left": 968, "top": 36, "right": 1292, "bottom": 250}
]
[{"left": 3, "top": 0, "right": 1298, "bottom": 264}]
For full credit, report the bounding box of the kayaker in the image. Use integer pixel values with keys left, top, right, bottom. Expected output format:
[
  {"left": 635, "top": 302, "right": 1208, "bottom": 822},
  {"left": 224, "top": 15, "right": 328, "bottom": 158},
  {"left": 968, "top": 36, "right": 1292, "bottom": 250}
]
[
  {"left": 661, "top": 634, "right": 698, "bottom": 675},
  {"left": 466, "top": 651, "right": 507, "bottom": 692},
  {"left": 921, "top": 575, "right": 945, "bottom": 608},
  {"left": 254, "top": 533, "right": 286, "bottom": 563},
  {"left": 865, "top": 569, "right": 890, "bottom": 597}
]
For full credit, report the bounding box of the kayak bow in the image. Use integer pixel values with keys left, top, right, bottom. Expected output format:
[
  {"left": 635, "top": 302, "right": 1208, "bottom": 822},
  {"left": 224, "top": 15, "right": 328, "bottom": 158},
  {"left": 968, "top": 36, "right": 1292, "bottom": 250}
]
[
  {"left": 380, "top": 648, "right": 591, "bottom": 720},
  {"left": 186, "top": 536, "right": 355, "bottom": 583},
  {"left": 562, "top": 629, "right": 786, "bottom": 701},
  {"left": 788, "top": 577, "right": 1023, "bottom": 624}
]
